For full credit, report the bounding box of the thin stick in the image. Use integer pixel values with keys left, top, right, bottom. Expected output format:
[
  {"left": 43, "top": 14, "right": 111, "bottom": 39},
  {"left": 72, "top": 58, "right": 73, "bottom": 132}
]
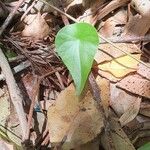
[
  {"left": 99, "top": 35, "right": 150, "bottom": 68},
  {"left": 25, "top": 67, "right": 64, "bottom": 140},
  {"left": 0, "top": 0, "right": 26, "bottom": 36},
  {"left": 40, "top": 0, "right": 150, "bottom": 69},
  {"left": 0, "top": 48, "right": 27, "bottom": 140},
  {"left": 100, "top": 35, "right": 150, "bottom": 44},
  {"left": 39, "top": 0, "right": 78, "bottom": 23},
  {"left": 25, "top": 76, "right": 40, "bottom": 140},
  {"left": 21, "top": 0, "right": 38, "bottom": 21}
]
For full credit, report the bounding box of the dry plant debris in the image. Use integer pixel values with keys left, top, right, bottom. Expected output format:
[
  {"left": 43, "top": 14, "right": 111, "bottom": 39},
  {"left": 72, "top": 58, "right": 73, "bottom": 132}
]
[
  {"left": 47, "top": 84, "right": 104, "bottom": 149},
  {"left": 0, "top": 0, "right": 149, "bottom": 149}
]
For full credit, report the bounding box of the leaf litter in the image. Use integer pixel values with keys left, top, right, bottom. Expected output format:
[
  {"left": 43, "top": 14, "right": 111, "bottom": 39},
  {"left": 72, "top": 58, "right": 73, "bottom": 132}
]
[{"left": 0, "top": 0, "right": 150, "bottom": 149}]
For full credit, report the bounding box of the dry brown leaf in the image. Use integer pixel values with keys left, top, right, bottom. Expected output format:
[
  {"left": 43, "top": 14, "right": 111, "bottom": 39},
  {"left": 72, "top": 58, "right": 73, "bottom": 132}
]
[
  {"left": 140, "top": 102, "right": 150, "bottom": 117},
  {"left": 124, "top": 14, "right": 150, "bottom": 37},
  {"left": 117, "top": 74, "right": 150, "bottom": 99},
  {"left": 119, "top": 97, "right": 141, "bottom": 126},
  {"left": 22, "top": 12, "right": 50, "bottom": 39},
  {"left": 96, "top": 76, "right": 110, "bottom": 117},
  {"left": 47, "top": 84, "right": 104, "bottom": 149},
  {"left": 124, "top": 0, "right": 150, "bottom": 36},
  {"left": 98, "top": 54, "right": 141, "bottom": 78},
  {"left": 95, "top": 43, "right": 140, "bottom": 64},
  {"left": 110, "top": 83, "right": 138, "bottom": 116},
  {"left": 99, "top": 9, "right": 127, "bottom": 38},
  {"left": 137, "top": 63, "right": 150, "bottom": 80},
  {"left": 91, "top": 0, "right": 130, "bottom": 25},
  {"left": 101, "top": 116, "right": 135, "bottom": 150}
]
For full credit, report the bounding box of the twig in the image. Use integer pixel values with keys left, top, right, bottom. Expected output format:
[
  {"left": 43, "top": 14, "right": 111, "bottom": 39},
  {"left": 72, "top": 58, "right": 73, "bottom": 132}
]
[
  {"left": 100, "top": 35, "right": 150, "bottom": 44},
  {"left": 0, "top": 48, "right": 27, "bottom": 140},
  {"left": 25, "top": 76, "right": 40, "bottom": 140},
  {"left": 39, "top": 0, "right": 150, "bottom": 69},
  {"left": 59, "top": 0, "right": 70, "bottom": 25},
  {"left": 99, "top": 35, "right": 150, "bottom": 68},
  {"left": 0, "top": 60, "right": 31, "bottom": 81},
  {"left": 0, "top": 0, "right": 26, "bottom": 36},
  {"left": 21, "top": 0, "right": 38, "bottom": 21},
  {"left": 39, "top": 0, "right": 77, "bottom": 22},
  {"left": 25, "top": 67, "right": 64, "bottom": 140}
]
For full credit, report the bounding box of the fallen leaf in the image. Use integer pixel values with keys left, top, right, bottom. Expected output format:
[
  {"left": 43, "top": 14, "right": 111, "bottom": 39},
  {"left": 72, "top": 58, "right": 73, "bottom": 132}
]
[
  {"left": 22, "top": 12, "right": 50, "bottom": 39},
  {"left": 124, "top": 14, "right": 150, "bottom": 37},
  {"left": 119, "top": 97, "right": 141, "bottom": 126},
  {"left": 117, "top": 74, "right": 150, "bottom": 99},
  {"left": 101, "top": 115, "right": 135, "bottom": 150},
  {"left": 110, "top": 83, "right": 138, "bottom": 116},
  {"left": 95, "top": 43, "right": 140, "bottom": 64},
  {"left": 99, "top": 9, "right": 127, "bottom": 38},
  {"left": 140, "top": 102, "right": 150, "bottom": 117},
  {"left": 137, "top": 63, "right": 150, "bottom": 80},
  {"left": 98, "top": 54, "right": 141, "bottom": 78},
  {"left": 96, "top": 76, "right": 110, "bottom": 117},
  {"left": 47, "top": 84, "right": 104, "bottom": 149}
]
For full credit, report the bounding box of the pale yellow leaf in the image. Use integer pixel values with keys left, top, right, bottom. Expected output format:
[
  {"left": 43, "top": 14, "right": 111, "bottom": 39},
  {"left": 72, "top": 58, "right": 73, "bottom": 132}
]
[{"left": 98, "top": 54, "right": 141, "bottom": 78}]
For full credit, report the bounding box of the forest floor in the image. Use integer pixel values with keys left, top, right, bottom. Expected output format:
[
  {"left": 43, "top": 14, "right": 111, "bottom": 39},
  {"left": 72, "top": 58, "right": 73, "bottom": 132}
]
[{"left": 0, "top": 0, "right": 150, "bottom": 149}]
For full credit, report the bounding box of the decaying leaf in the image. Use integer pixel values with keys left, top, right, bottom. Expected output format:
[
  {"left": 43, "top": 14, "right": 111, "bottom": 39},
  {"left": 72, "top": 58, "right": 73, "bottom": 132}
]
[
  {"left": 99, "top": 9, "right": 127, "bottom": 38},
  {"left": 98, "top": 54, "right": 141, "bottom": 78},
  {"left": 47, "top": 84, "right": 104, "bottom": 149},
  {"left": 117, "top": 74, "right": 150, "bottom": 99},
  {"left": 22, "top": 12, "right": 50, "bottom": 39},
  {"left": 95, "top": 43, "right": 140, "bottom": 64},
  {"left": 124, "top": 14, "right": 150, "bottom": 37},
  {"left": 101, "top": 116, "right": 135, "bottom": 150},
  {"left": 91, "top": 0, "right": 130, "bottom": 25},
  {"left": 140, "top": 102, "right": 150, "bottom": 117},
  {"left": 96, "top": 76, "right": 110, "bottom": 117},
  {"left": 110, "top": 83, "right": 139, "bottom": 116},
  {"left": 119, "top": 97, "right": 141, "bottom": 126},
  {"left": 137, "top": 63, "right": 150, "bottom": 80}
]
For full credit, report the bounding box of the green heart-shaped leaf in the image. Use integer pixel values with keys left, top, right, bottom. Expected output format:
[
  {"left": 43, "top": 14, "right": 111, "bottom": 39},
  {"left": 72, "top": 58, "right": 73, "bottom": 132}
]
[
  {"left": 138, "top": 143, "right": 150, "bottom": 150},
  {"left": 55, "top": 23, "right": 99, "bottom": 95}
]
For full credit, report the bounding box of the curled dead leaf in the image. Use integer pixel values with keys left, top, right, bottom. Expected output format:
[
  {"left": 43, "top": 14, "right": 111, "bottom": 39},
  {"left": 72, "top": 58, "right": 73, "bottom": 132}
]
[{"left": 22, "top": 12, "right": 50, "bottom": 39}]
